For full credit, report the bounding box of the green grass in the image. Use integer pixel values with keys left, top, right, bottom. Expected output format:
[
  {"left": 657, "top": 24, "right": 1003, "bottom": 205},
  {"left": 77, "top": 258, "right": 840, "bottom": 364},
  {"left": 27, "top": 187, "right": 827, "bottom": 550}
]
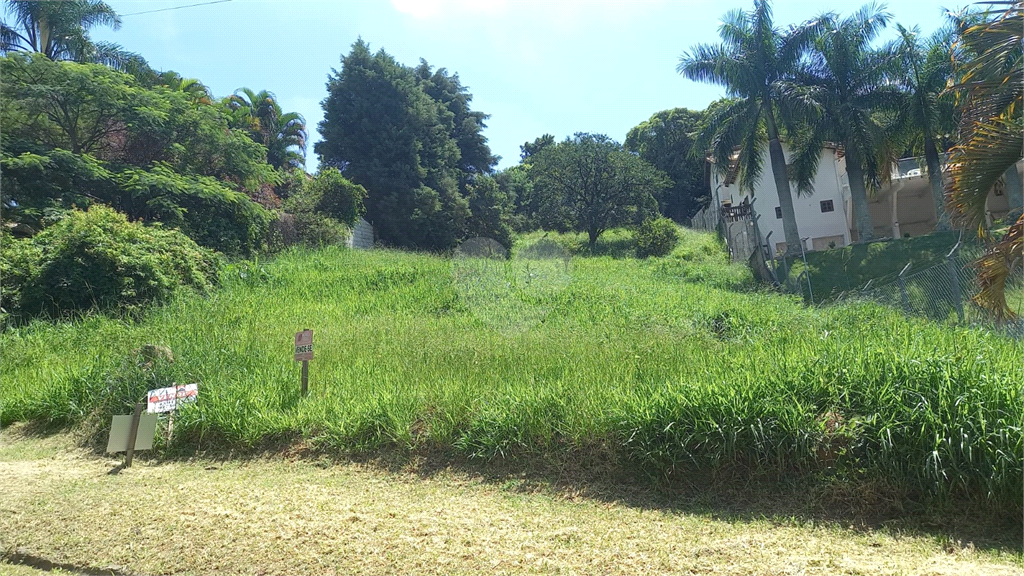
[
  {"left": 1, "top": 229, "right": 1020, "bottom": 513},
  {"left": 787, "top": 231, "right": 979, "bottom": 300}
]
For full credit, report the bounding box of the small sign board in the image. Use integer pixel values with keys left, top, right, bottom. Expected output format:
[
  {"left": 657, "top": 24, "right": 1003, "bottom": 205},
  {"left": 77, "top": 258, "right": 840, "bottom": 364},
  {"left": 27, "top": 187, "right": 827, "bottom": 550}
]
[
  {"left": 147, "top": 383, "right": 199, "bottom": 413},
  {"left": 294, "top": 329, "right": 313, "bottom": 361},
  {"left": 106, "top": 413, "right": 158, "bottom": 453}
]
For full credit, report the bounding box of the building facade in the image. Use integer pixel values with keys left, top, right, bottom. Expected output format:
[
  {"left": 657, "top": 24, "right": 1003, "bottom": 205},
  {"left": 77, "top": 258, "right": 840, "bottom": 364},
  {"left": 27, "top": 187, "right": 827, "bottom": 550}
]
[{"left": 708, "top": 145, "right": 1022, "bottom": 256}]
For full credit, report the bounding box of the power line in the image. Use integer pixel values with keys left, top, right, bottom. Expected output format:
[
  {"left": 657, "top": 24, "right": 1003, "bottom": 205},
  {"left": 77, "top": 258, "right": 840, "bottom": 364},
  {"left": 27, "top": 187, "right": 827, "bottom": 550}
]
[{"left": 120, "top": 0, "right": 232, "bottom": 17}]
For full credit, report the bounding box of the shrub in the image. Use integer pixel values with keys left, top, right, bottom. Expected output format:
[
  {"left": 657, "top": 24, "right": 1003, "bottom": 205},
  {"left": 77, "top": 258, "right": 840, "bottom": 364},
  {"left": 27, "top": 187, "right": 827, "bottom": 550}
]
[
  {"left": 272, "top": 168, "right": 367, "bottom": 250},
  {"left": 1, "top": 206, "right": 220, "bottom": 324},
  {"left": 307, "top": 168, "right": 367, "bottom": 227},
  {"left": 268, "top": 211, "right": 350, "bottom": 250},
  {"left": 285, "top": 168, "right": 366, "bottom": 228},
  {"left": 635, "top": 217, "right": 680, "bottom": 258}
]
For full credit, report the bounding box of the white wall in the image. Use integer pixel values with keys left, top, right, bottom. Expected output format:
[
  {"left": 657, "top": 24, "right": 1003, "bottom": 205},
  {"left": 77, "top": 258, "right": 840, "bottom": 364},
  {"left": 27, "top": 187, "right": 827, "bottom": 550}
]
[{"left": 710, "top": 145, "right": 850, "bottom": 255}]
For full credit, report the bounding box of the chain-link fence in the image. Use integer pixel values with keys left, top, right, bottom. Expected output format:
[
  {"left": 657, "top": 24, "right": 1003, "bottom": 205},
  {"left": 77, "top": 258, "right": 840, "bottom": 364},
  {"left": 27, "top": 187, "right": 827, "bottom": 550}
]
[{"left": 827, "top": 243, "right": 1024, "bottom": 337}]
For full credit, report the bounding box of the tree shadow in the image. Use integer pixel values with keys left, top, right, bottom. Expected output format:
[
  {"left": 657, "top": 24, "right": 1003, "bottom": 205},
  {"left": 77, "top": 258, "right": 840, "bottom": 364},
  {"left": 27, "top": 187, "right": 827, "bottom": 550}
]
[{"left": 341, "top": 445, "right": 1023, "bottom": 556}]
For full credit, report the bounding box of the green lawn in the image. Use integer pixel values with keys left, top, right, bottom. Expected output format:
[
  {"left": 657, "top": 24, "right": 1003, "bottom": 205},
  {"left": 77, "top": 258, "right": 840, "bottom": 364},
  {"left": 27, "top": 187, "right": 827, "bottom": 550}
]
[{"left": 1, "top": 229, "right": 1020, "bottom": 514}]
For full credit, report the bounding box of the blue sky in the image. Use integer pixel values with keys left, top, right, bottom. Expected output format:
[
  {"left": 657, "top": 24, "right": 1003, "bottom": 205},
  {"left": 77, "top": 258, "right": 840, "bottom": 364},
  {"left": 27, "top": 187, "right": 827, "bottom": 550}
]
[{"left": 93, "top": 0, "right": 957, "bottom": 172}]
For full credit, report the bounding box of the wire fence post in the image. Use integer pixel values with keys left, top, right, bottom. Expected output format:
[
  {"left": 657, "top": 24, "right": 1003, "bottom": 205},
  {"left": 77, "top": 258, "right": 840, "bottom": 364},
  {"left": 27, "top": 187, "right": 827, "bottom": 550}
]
[
  {"left": 898, "top": 262, "right": 912, "bottom": 314},
  {"left": 945, "top": 242, "right": 964, "bottom": 322}
]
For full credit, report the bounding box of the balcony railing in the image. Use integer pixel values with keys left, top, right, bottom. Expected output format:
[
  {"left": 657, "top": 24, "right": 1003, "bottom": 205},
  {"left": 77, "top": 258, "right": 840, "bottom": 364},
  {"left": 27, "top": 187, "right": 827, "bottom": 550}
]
[
  {"left": 720, "top": 202, "right": 752, "bottom": 222},
  {"left": 892, "top": 153, "right": 951, "bottom": 179}
]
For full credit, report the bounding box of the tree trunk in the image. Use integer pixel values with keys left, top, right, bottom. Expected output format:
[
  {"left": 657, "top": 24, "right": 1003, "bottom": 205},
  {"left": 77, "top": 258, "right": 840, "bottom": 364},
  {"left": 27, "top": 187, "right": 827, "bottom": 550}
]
[
  {"left": 767, "top": 138, "right": 801, "bottom": 256},
  {"left": 845, "top": 147, "right": 874, "bottom": 242},
  {"left": 588, "top": 228, "right": 599, "bottom": 251},
  {"left": 763, "top": 111, "right": 801, "bottom": 256},
  {"left": 924, "top": 136, "right": 949, "bottom": 230}
]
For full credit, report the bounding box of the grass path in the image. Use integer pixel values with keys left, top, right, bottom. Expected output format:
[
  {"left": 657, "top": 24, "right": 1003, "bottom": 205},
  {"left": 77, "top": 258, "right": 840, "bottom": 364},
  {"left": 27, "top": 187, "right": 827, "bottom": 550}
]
[{"left": 1, "top": 426, "right": 1020, "bottom": 576}]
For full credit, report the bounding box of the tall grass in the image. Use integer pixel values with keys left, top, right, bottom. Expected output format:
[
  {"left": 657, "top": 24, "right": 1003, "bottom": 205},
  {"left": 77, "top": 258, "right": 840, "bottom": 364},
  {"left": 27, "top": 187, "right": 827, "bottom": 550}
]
[{"left": 2, "top": 230, "right": 1019, "bottom": 510}]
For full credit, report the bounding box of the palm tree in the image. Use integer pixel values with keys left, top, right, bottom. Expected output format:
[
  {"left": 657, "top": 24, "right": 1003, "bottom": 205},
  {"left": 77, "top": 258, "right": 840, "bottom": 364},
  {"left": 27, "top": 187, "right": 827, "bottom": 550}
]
[
  {"left": 264, "top": 108, "right": 307, "bottom": 171},
  {"left": 787, "top": 3, "right": 898, "bottom": 243},
  {"left": 678, "top": 0, "right": 822, "bottom": 256},
  {"left": 892, "top": 23, "right": 958, "bottom": 230},
  {"left": 228, "top": 88, "right": 307, "bottom": 170},
  {"left": 946, "top": 1, "right": 1023, "bottom": 319},
  {"left": 156, "top": 71, "right": 213, "bottom": 106},
  {"left": 0, "top": 0, "right": 144, "bottom": 71}
]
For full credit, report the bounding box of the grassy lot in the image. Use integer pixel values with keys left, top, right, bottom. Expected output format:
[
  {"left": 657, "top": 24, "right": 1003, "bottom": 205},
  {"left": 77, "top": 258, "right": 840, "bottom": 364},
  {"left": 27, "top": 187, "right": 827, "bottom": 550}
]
[
  {"left": 1, "top": 228, "right": 1021, "bottom": 515},
  {"left": 786, "top": 231, "right": 976, "bottom": 300},
  {"left": 1, "top": 427, "right": 1020, "bottom": 576}
]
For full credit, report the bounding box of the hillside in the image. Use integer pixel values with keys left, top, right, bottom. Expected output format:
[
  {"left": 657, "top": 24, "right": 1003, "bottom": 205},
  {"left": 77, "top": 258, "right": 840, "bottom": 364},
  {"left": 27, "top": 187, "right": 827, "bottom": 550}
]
[{"left": 2, "top": 229, "right": 1020, "bottom": 516}]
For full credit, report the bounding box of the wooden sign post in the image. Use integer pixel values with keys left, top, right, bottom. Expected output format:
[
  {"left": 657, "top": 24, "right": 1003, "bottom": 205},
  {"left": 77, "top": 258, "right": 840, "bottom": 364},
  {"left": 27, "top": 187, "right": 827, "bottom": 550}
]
[
  {"left": 294, "top": 329, "right": 313, "bottom": 396},
  {"left": 125, "top": 402, "right": 144, "bottom": 467}
]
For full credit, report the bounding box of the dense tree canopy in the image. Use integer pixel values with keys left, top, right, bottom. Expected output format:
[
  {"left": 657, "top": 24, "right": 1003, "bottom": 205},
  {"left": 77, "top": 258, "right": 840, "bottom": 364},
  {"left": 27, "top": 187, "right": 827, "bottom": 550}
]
[
  {"left": 316, "top": 39, "right": 507, "bottom": 250},
  {"left": 529, "top": 133, "right": 669, "bottom": 248},
  {"left": 520, "top": 134, "right": 555, "bottom": 163},
  {"left": 625, "top": 108, "right": 709, "bottom": 222},
  {"left": 1, "top": 53, "right": 276, "bottom": 255}
]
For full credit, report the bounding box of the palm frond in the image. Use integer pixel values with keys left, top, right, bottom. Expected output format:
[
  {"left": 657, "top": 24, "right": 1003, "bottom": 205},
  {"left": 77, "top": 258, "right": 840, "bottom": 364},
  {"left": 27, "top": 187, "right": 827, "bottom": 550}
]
[
  {"left": 946, "top": 113, "right": 1024, "bottom": 232},
  {"left": 973, "top": 213, "right": 1022, "bottom": 320}
]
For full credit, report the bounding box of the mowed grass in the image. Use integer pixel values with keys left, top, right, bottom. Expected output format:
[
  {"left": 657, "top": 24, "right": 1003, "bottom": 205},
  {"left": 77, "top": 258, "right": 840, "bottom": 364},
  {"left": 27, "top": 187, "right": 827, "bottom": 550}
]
[
  {"left": 1, "top": 229, "right": 1021, "bottom": 513},
  {"left": 2, "top": 428, "right": 1020, "bottom": 576}
]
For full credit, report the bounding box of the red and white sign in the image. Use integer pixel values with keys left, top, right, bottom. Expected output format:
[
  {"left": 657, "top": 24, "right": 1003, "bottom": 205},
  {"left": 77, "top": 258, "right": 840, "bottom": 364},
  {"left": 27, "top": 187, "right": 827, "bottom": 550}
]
[
  {"left": 294, "top": 329, "right": 313, "bottom": 361},
  {"left": 147, "top": 383, "right": 198, "bottom": 413}
]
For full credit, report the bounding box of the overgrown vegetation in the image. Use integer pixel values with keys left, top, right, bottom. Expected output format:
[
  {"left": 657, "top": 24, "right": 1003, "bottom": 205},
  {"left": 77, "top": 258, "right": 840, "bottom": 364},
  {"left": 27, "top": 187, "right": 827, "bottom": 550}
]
[
  {"left": 0, "top": 52, "right": 279, "bottom": 256},
  {"left": 0, "top": 206, "right": 220, "bottom": 325},
  {"left": 2, "top": 231, "right": 1017, "bottom": 516}
]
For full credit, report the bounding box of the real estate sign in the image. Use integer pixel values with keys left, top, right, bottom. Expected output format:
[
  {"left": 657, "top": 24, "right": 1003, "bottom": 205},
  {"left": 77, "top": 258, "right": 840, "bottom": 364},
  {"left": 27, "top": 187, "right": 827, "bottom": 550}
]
[
  {"left": 294, "top": 329, "right": 313, "bottom": 361},
  {"left": 147, "top": 383, "right": 199, "bottom": 413}
]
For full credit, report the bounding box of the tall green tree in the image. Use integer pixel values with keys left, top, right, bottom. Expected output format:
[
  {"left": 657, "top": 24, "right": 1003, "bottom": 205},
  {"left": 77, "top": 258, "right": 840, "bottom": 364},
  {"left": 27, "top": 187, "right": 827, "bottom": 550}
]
[
  {"left": 530, "top": 133, "right": 668, "bottom": 249},
  {"left": 1, "top": 51, "right": 139, "bottom": 156},
  {"left": 788, "top": 3, "right": 899, "bottom": 242},
  {"left": 465, "top": 174, "right": 514, "bottom": 248},
  {"left": 892, "top": 23, "right": 958, "bottom": 230},
  {"left": 520, "top": 134, "right": 555, "bottom": 163},
  {"left": 317, "top": 39, "right": 505, "bottom": 250},
  {"left": 1, "top": 0, "right": 145, "bottom": 72},
  {"left": 946, "top": 2, "right": 1023, "bottom": 319},
  {"left": 625, "top": 108, "right": 709, "bottom": 221},
  {"left": 415, "top": 61, "right": 497, "bottom": 175},
  {"left": 678, "top": 0, "right": 821, "bottom": 255}
]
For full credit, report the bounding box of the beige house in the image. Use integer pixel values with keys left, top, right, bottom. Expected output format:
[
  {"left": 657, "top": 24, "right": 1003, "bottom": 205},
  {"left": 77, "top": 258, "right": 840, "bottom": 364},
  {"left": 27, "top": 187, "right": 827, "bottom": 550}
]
[{"left": 709, "top": 146, "right": 1023, "bottom": 255}]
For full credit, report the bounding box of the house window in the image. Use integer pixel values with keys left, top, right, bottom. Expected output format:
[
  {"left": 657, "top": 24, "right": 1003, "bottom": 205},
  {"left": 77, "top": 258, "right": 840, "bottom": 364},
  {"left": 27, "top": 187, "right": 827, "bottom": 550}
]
[
  {"left": 820, "top": 200, "right": 835, "bottom": 213},
  {"left": 775, "top": 207, "right": 782, "bottom": 219}
]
